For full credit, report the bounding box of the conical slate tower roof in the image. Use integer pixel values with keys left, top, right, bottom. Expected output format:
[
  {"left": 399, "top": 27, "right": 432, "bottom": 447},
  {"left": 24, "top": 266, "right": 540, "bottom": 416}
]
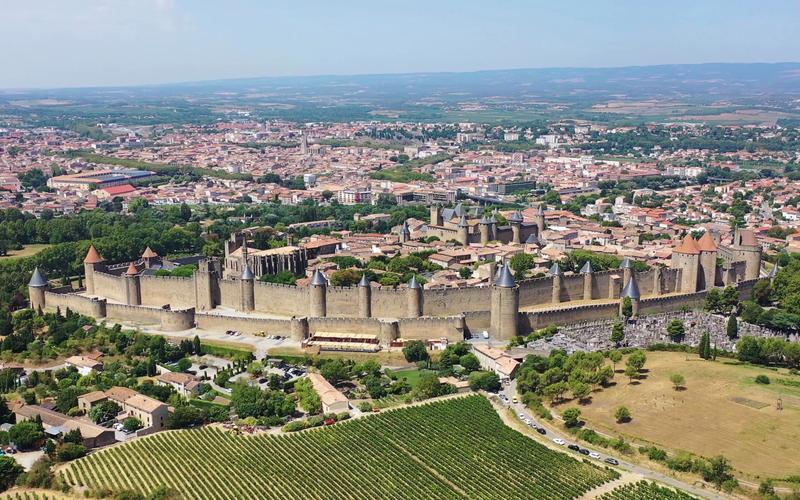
[
  {"left": 401, "top": 220, "right": 411, "bottom": 236},
  {"left": 84, "top": 244, "right": 104, "bottom": 264},
  {"left": 508, "top": 210, "right": 523, "bottom": 223},
  {"left": 537, "top": 204, "right": 546, "bottom": 216},
  {"left": 358, "top": 273, "right": 371, "bottom": 287},
  {"left": 549, "top": 262, "right": 563, "bottom": 276},
  {"left": 621, "top": 275, "right": 641, "bottom": 299},
  {"left": 496, "top": 263, "right": 516, "bottom": 288},
  {"left": 311, "top": 268, "right": 327, "bottom": 286},
  {"left": 619, "top": 257, "right": 633, "bottom": 269},
  {"left": 458, "top": 215, "right": 469, "bottom": 228},
  {"left": 580, "top": 261, "right": 594, "bottom": 274},
  {"left": 408, "top": 275, "right": 421, "bottom": 289},
  {"left": 525, "top": 233, "right": 539, "bottom": 244},
  {"left": 28, "top": 267, "right": 47, "bottom": 287},
  {"left": 241, "top": 265, "right": 255, "bottom": 281}
]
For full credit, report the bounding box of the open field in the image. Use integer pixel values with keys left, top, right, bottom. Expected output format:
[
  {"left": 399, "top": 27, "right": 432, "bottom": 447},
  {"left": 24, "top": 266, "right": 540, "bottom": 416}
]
[
  {"left": 574, "top": 351, "right": 800, "bottom": 479},
  {"left": 62, "top": 395, "right": 617, "bottom": 499},
  {"left": 0, "top": 244, "right": 50, "bottom": 261},
  {"left": 385, "top": 367, "right": 436, "bottom": 389}
]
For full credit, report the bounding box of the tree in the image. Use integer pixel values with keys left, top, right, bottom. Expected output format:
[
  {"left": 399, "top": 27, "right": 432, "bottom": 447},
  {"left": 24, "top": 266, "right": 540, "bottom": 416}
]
[
  {"left": 626, "top": 350, "right": 647, "bottom": 372},
  {"left": 726, "top": 315, "right": 738, "bottom": 339},
  {"left": 624, "top": 365, "right": 638, "bottom": 383},
  {"left": 167, "top": 405, "right": 205, "bottom": 429},
  {"left": 468, "top": 371, "right": 501, "bottom": 392},
  {"left": 402, "top": 340, "right": 429, "bottom": 363},
  {"left": 614, "top": 406, "right": 631, "bottom": 423},
  {"left": 670, "top": 373, "right": 686, "bottom": 390},
  {"left": 9, "top": 420, "right": 45, "bottom": 450},
  {"left": 705, "top": 288, "right": 722, "bottom": 313},
  {"left": 320, "top": 359, "right": 351, "bottom": 385},
  {"left": 0, "top": 396, "right": 12, "bottom": 424},
  {"left": 458, "top": 267, "right": 473, "bottom": 279},
  {"left": 699, "top": 332, "right": 712, "bottom": 360},
  {"left": 570, "top": 381, "right": 591, "bottom": 402},
  {"left": 621, "top": 297, "right": 633, "bottom": 318},
  {"left": 192, "top": 335, "right": 203, "bottom": 355},
  {"left": 176, "top": 357, "right": 192, "bottom": 372},
  {"left": 63, "top": 428, "right": 83, "bottom": 444},
  {"left": 459, "top": 353, "right": 480, "bottom": 373},
  {"left": 90, "top": 400, "right": 122, "bottom": 424},
  {"left": 0, "top": 456, "right": 23, "bottom": 491},
  {"left": 122, "top": 417, "right": 142, "bottom": 433},
  {"left": 509, "top": 253, "right": 535, "bottom": 278},
  {"left": 56, "top": 442, "right": 87, "bottom": 462},
  {"left": 609, "top": 350, "right": 623, "bottom": 372},
  {"left": 703, "top": 455, "right": 736, "bottom": 489},
  {"left": 610, "top": 322, "right": 624, "bottom": 345},
  {"left": 752, "top": 280, "right": 772, "bottom": 306},
  {"left": 414, "top": 373, "right": 456, "bottom": 400},
  {"left": 562, "top": 407, "right": 581, "bottom": 427},
  {"left": 329, "top": 269, "right": 362, "bottom": 287},
  {"left": 666, "top": 319, "right": 685, "bottom": 342}
]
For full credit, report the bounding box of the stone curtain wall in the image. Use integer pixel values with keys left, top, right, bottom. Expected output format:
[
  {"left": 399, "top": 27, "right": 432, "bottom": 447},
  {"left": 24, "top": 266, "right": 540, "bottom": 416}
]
[
  {"left": 253, "top": 282, "right": 307, "bottom": 316},
  {"left": 423, "top": 286, "right": 491, "bottom": 316},
  {"left": 195, "top": 313, "right": 292, "bottom": 336},
  {"left": 139, "top": 275, "right": 195, "bottom": 308},
  {"left": 92, "top": 272, "right": 127, "bottom": 303},
  {"left": 527, "top": 311, "right": 792, "bottom": 354},
  {"left": 521, "top": 302, "right": 620, "bottom": 331}
]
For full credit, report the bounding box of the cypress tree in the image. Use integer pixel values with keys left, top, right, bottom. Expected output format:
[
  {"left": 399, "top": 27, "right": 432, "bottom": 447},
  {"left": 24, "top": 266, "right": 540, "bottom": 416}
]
[{"left": 726, "top": 315, "right": 738, "bottom": 339}]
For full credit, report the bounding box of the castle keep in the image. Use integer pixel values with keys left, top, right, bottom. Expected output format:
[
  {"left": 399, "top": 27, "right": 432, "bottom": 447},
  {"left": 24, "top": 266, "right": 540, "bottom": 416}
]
[{"left": 30, "top": 220, "right": 764, "bottom": 350}]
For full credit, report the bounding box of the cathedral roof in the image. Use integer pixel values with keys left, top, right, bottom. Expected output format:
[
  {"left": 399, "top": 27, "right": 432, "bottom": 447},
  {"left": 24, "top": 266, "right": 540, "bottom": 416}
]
[
  {"left": 84, "top": 244, "right": 105, "bottom": 264},
  {"left": 673, "top": 235, "right": 700, "bottom": 255},
  {"left": 29, "top": 267, "right": 47, "bottom": 287}
]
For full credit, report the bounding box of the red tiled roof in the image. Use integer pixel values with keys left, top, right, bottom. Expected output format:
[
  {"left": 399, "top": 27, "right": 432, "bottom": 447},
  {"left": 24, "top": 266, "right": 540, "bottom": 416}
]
[
  {"left": 84, "top": 244, "right": 104, "bottom": 264},
  {"left": 102, "top": 184, "right": 136, "bottom": 196},
  {"left": 673, "top": 235, "right": 700, "bottom": 255}
]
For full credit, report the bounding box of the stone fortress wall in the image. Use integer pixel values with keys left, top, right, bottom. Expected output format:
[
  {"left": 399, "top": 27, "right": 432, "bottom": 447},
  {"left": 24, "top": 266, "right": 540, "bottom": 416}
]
[{"left": 29, "top": 223, "right": 766, "bottom": 348}]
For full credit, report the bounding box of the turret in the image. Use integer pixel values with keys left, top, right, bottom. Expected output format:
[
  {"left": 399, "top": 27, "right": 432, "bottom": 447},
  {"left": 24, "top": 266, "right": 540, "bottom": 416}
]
[
  {"left": 83, "top": 244, "right": 105, "bottom": 295},
  {"left": 358, "top": 273, "right": 372, "bottom": 318},
  {"left": 28, "top": 267, "right": 47, "bottom": 312},
  {"left": 652, "top": 265, "right": 662, "bottom": 295},
  {"left": 399, "top": 220, "right": 411, "bottom": 244},
  {"left": 240, "top": 265, "right": 255, "bottom": 312},
  {"left": 672, "top": 235, "right": 700, "bottom": 293},
  {"left": 457, "top": 215, "right": 469, "bottom": 246},
  {"left": 309, "top": 268, "right": 327, "bottom": 317},
  {"left": 549, "top": 262, "right": 563, "bottom": 303},
  {"left": 490, "top": 263, "right": 519, "bottom": 340},
  {"left": 580, "top": 260, "right": 593, "bottom": 301},
  {"left": 125, "top": 262, "right": 141, "bottom": 306},
  {"left": 406, "top": 275, "right": 423, "bottom": 318},
  {"left": 479, "top": 215, "right": 491, "bottom": 245},
  {"left": 619, "top": 257, "right": 633, "bottom": 287},
  {"left": 696, "top": 231, "right": 718, "bottom": 290},
  {"left": 508, "top": 210, "right": 523, "bottom": 244},
  {"left": 535, "top": 204, "right": 546, "bottom": 235},
  {"left": 430, "top": 205, "right": 443, "bottom": 226},
  {"left": 620, "top": 273, "right": 641, "bottom": 317},
  {"left": 141, "top": 247, "right": 159, "bottom": 269}
]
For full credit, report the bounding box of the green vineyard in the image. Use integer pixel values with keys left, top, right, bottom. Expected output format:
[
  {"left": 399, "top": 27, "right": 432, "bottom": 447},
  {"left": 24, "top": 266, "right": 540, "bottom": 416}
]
[
  {"left": 600, "top": 481, "right": 696, "bottom": 499},
  {"left": 63, "top": 395, "right": 617, "bottom": 499}
]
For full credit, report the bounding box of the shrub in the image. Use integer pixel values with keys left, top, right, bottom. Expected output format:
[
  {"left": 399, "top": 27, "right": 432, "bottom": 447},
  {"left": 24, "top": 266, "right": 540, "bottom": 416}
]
[
  {"left": 358, "top": 401, "right": 373, "bottom": 412},
  {"left": 755, "top": 374, "right": 770, "bottom": 384},
  {"left": 282, "top": 420, "right": 309, "bottom": 432},
  {"left": 614, "top": 406, "right": 631, "bottom": 423},
  {"left": 56, "top": 442, "right": 87, "bottom": 462},
  {"left": 562, "top": 407, "right": 581, "bottom": 427}
]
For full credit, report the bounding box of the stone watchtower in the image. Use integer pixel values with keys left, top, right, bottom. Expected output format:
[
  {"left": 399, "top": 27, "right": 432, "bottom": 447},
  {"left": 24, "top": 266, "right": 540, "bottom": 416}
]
[
  {"left": 479, "top": 215, "right": 492, "bottom": 245},
  {"left": 696, "top": 231, "right": 718, "bottom": 290},
  {"left": 28, "top": 267, "right": 48, "bottom": 312},
  {"left": 490, "top": 263, "right": 519, "bottom": 340},
  {"left": 731, "top": 228, "right": 762, "bottom": 281},
  {"left": 672, "top": 235, "right": 700, "bottom": 293},
  {"left": 549, "top": 262, "right": 563, "bottom": 303},
  {"left": 534, "top": 204, "right": 546, "bottom": 236},
  {"left": 142, "top": 247, "right": 159, "bottom": 269},
  {"left": 358, "top": 273, "right": 372, "bottom": 317},
  {"left": 309, "top": 268, "right": 327, "bottom": 317},
  {"left": 83, "top": 244, "right": 105, "bottom": 295},
  {"left": 125, "top": 262, "right": 141, "bottom": 306},
  {"left": 399, "top": 220, "right": 411, "bottom": 244},
  {"left": 430, "top": 205, "right": 443, "bottom": 227},
  {"left": 620, "top": 257, "right": 633, "bottom": 287},
  {"left": 457, "top": 215, "right": 470, "bottom": 246},
  {"left": 195, "top": 258, "right": 221, "bottom": 311},
  {"left": 580, "top": 260, "right": 594, "bottom": 301},
  {"left": 406, "top": 275, "right": 423, "bottom": 318},
  {"left": 240, "top": 264, "right": 255, "bottom": 312},
  {"left": 508, "top": 210, "right": 523, "bottom": 244}
]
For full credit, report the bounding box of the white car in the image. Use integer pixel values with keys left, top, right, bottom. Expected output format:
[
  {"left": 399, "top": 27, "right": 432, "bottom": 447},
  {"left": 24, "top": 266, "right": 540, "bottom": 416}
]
[
  {"left": 589, "top": 452, "right": 601, "bottom": 460},
  {"left": 553, "top": 438, "right": 566, "bottom": 445}
]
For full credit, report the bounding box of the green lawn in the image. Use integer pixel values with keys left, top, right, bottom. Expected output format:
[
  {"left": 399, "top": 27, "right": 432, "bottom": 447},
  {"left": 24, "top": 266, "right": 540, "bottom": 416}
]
[{"left": 385, "top": 368, "right": 436, "bottom": 389}]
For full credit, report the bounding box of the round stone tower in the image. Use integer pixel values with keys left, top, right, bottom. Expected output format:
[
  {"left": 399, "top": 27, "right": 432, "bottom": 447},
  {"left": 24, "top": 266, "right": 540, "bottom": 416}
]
[
  {"left": 406, "top": 275, "right": 423, "bottom": 318},
  {"left": 549, "top": 262, "right": 563, "bottom": 303},
  {"left": 28, "top": 267, "right": 48, "bottom": 312},
  {"left": 240, "top": 265, "right": 255, "bottom": 312},
  {"left": 508, "top": 210, "right": 523, "bottom": 244},
  {"left": 457, "top": 215, "right": 470, "bottom": 246},
  {"left": 490, "top": 263, "right": 519, "bottom": 340},
  {"left": 83, "top": 244, "right": 105, "bottom": 295},
  {"left": 580, "top": 260, "right": 594, "bottom": 301},
  {"left": 125, "top": 262, "right": 141, "bottom": 306},
  {"left": 620, "top": 273, "right": 641, "bottom": 317},
  {"left": 309, "top": 269, "right": 327, "bottom": 317},
  {"left": 358, "top": 273, "right": 372, "bottom": 317}
]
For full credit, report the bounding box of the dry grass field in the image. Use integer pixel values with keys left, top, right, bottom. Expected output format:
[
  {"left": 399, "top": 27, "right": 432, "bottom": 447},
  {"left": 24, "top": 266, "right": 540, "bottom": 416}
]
[
  {"left": 0, "top": 244, "right": 50, "bottom": 260},
  {"left": 574, "top": 351, "right": 800, "bottom": 479}
]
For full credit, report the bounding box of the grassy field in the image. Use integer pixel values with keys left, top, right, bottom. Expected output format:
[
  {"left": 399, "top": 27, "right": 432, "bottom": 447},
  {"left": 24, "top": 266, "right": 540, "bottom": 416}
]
[
  {"left": 62, "top": 395, "right": 617, "bottom": 499},
  {"left": 268, "top": 345, "right": 411, "bottom": 366},
  {"left": 385, "top": 367, "right": 436, "bottom": 389},
  {"left": 574, "top": 351, "right": 800, "bottom": 479},
  {"left": 0, "top": 244, "right": 50, "bottom": 261}
]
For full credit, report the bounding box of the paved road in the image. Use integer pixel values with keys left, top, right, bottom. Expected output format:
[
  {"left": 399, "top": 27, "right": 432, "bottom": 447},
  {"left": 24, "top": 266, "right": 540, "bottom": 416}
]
[{"left": 502, "top": 380, "right": 729, "bottom": 500}]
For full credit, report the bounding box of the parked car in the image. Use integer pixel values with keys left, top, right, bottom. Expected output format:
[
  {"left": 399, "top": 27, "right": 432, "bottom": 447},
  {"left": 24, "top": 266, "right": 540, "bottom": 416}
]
[
  {"left": 553, "top": 438, "right": 566, "bottom": 445},
  {"left": 568, "top": 444, "right": 580, "bottom": 451},
  {"left": 604, "top": 457, "right": 619, "bottom": 466},
  {"left": 535, "top": 427, "right": 546, "bottom": 435},
  {"left": 578, "top": 448, "right": 590, "bottom": 456},
  {"left": 589, "top": 452, "right": 601, "bottom": 460}
]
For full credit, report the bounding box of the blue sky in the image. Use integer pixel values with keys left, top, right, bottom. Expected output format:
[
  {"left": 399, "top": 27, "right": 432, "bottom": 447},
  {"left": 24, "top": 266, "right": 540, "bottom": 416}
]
[{"left": 2, "top": 0, "right": 799, "bottom": 88}]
